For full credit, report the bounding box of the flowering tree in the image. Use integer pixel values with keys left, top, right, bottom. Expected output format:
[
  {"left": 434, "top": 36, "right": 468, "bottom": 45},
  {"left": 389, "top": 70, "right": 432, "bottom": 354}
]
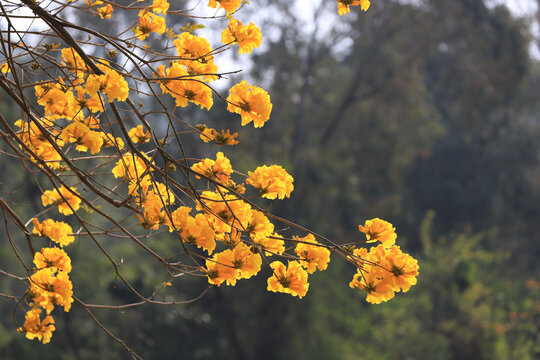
[{"left": 0, "top": 0, "right": 417, "bottom": 355}]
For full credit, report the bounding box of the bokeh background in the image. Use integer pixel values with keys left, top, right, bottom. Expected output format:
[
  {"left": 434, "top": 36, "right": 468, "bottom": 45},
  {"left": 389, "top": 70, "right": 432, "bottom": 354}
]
[{"left": 1, "top": 0, "right": 539, "bottom": 358}]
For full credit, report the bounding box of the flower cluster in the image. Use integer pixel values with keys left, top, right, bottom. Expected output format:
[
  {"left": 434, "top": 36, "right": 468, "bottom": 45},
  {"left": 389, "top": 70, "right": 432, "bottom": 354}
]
[
  {"left": 19, "top": 232, "right": 76, "bottom": 343},
  {"left": 267, "top": 261, "right": 309, "bottom": 298},
  {"left": 7, "top": 0, "right": 416, "bottom": 348},
  {"left": 348, "top": 219, "right": 419, "bottom": 304}
]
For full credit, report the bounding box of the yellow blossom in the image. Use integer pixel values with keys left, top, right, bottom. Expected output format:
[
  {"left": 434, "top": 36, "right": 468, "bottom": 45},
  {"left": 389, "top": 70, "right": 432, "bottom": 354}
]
[
  {"left": 1, "top": 62, "right": 11, "bottom": 73},
  {"left": 97, "top": 3, "right": 113, "bottom": 19},
  {"left": 216, "top": 242, "right": 262, "bottom": 284},
  {"left": 199, "top": 127, "right": 239, "bottom": 145},
  {"left": 348, "top": 244, "right": 419, "bottom": 304},
  {"left": 252, "top": 232, "right": 285, "bottom": 256},
  {"left": 166, "top": 206, "right": 192, "bottom": 232},
  {"left": 33, "top": 247, "right": 72, "bottom": 273},
  {"left": 173, "top": 32, "right": 218, "bottom": 81},
  {"left": 32, "top": 218, "right": 75, "bottom": 247},
  {"left": 35, "top": 80, "right": 77, "bottom": 120},
  {"left": 61, "top": 48, "right": 89, "bottom": 77},
  {"left": 294, "top": 234, "right": 331, "bottom": 274},
  {"left": 246, "top": 210, "right": 274, "bottom": 239},
  {"left": 358, "top": 218, "right": 397, "bottom": 248},
  {"left": 246, "top": 164, "right": 294, "bottom": 200},
  {"left": 14, "top": 119, "right": 64, "bottom": 169},
  {"left": 227, "top": 81, "right": 272, "bottom": 127},
  {"left": 100, "top": 132, "right": 125, "bottom": 149},
  {"left": 128, "top": 125, "right": 151, "bottom": 144},
  {"left": 158, "top": 63, "right": 213, "bottom": 109},
  {"left": 267, "top": 261, "right": 309, "bottom": 298},
  {"left": 181, "top": 213, "right": 217, "bottom": 254},
  {"left": 151, "top": 0, "right": 169, "bottom": 15},
  {"left": 60, "top": 121, "right": 103, "bottom": 154},
  {"left": 366, "top": 244, "right": 419, "bottom": 293},
  {"left": 74, "top": 87, "right": 105, "bottom": 114},
  {"left": 204, "top": 259, "right": 236, "bottom": 286},
  {"left": 135, "top": 12, "right": 166, "bottom": 40},
  {"left": 349, "top": 266, "right": 395, "bottom": 304},
  {"left": 337, "top": 0, "right": 370, "bottom": 15},
  {"left": 221, "top": 19, "right": 262, "bottom": 54},
  {"left": 111, "top": 152, "right": 152, "bottom": 183},
  {"left": 17, "top": 309, "right": 55, "bottom": 344},
  {"left": 85, "top": 67, "right": 129, "bottom": 102},
  {"left": 29, "top": 268, "right": 73, "bottom": 313},
  {"left": 207, "top": 0, "right": 243, "bottom": 14},
  {"left": 41, "top": 186, "right": 81, "bottom": 216},
  {"left": 198, "top": 190, "right": 252, "bottom": 233},
  {"left": 191, "top": 152, "right": 233, "bottom": 181}
]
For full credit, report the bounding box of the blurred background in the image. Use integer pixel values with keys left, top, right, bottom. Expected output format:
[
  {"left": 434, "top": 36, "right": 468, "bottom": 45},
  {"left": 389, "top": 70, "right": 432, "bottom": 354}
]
[{"left": 1, "top": 0, "right": 539, "bottom": 358}]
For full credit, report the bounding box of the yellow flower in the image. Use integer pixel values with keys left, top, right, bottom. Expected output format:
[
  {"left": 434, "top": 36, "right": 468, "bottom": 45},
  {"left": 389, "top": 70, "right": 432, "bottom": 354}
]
[
  {"left": 137, "top": 207, "right": 168, "bottom": 230},
  {"left": 41, "top": 186, "right": 82, "bottom": 216},
  {"left": 204, "top": 253, "right": 237, "bottom": 286},
  {"left": 337, "top": 0, "right": 370, "bottom": 15},
  {"left": 166, "top": 206, "right": 192, "bottom": 232},
  {"left": 358, "top": 218, "right": 397, "bottom": 248},
  {"left": 294, "top": 234, "right": 331, "bottom": 274},
  {"left": 17, "top": 309, "right": 55, "bottom": 344},
  {"left": 100, "top": 132, "right": 125, "bottom": 150},
  {"left": 135, "top": 12, "right": 166, "bottom": 40},
  {"left": 29, "top": 268, "right": 73, "bottom": 313},
  {"left": 14, "top": 118, "right": 64, "bottom": 169},
  {"left": 33, "top": 247, "right": 72, "bottom": 273},
  {"left": 368, "top": 245, "right": 419, "bottom": 293},
  {"left": 181, "top": 213, "right": 216, "bottom": 254},
  {"left": 158, "top": 62, "right": 213, "bottom": 109},
  {"left": 221, "top": 19, "right": 262, "bottom": 54},
  {"left": 348, "top": 244, "right": 419, "bottom": 303},
  {"left": 267, "top": 261, "right": 309, "bottom": 298},
  {"left": 227, "top": 81, "right": 272, "bottom": 127},
  {"left": 128, "top": 125, "right": 151, "bottom": 144},
  {"left": 61, "top": 48, "right": 89, "bottom": 77},
  {"left": 32, "top": 218, "right": 75, "bottom": 247},
  {"left": 246, "top": 164, "right": 294, "bottom": 200},
  {"left": 349, "top": 266, "right": 395, "bottom": 304},
  {"left": 34, "top": 80, "right": 77, "bottom": 119},
  {"left": 111, "top": 152, "right": 152, "bottom": 183},
  {"left": 74, "top": 88, "right": 105, "bottom": 114},
  {"left": 214, "top": 242, "right": 262, "bottom": 284},
  {"left": 60, "top": 121, "right": 103, "bottom": 154},
  {"left": 207, "top": 0, "right": 243, "bottom": 14},
  {"left": 85, "top": 67, "right": 129, "bottom": 103},
  {"left": 173, "top": 32, "right": 218, "bottom": 81},
  {"left": 97, "top": 3, "right": 113, "bottom": 19},
  {"left": 246, "top": 210, "right": 274, "bottom": 238},
  {"left": 151, "top": 0, "right": 169, "bottom": 14},
  {"left": 252, "top": 232, "right": 285, "bottom": 256},
  {"left": 1, "top": 62, "right": 11, "bottom": 73},
  {"left": 191, "top": 152, "right": 233, "bottom": 181},
  {"left": 198, "top": 190, "right": 252, "bottom": 233},
  {"left": 198, "top": 126, "right": 239, "bottom": 146}
]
